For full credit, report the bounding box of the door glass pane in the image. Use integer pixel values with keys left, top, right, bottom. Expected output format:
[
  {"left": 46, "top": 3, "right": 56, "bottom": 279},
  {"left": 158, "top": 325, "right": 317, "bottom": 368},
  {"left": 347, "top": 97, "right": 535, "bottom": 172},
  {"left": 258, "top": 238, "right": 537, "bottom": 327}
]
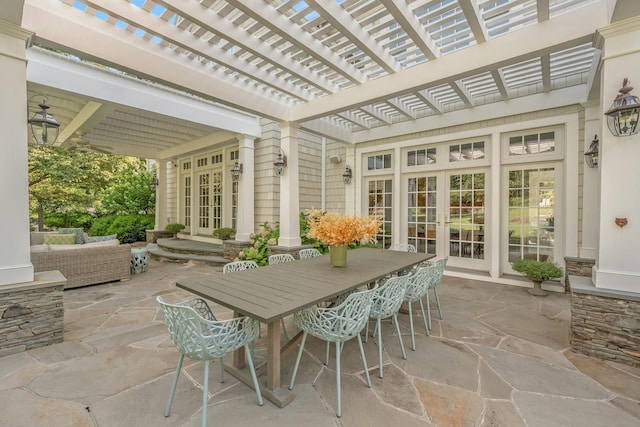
[
  {"left": 368, "top": 179, "right": 392, "bottom": 248},
  {"left": 507, "top": 167, "right": 555, "bottom": 262},
  {"left": 183, "top": 176, "right": 191, "bottom": 227},
  {"left": 407, "top": 176, "right": 437, "bottom": 253},
  {"left": 199, "top": 173, "right": 210, "bottom": 229},
  {"left": 448, "top": 172, "right": 485, "bottom": 259},
  {"left": 212, "top": 171, "right": 222, "bottom": 230}
]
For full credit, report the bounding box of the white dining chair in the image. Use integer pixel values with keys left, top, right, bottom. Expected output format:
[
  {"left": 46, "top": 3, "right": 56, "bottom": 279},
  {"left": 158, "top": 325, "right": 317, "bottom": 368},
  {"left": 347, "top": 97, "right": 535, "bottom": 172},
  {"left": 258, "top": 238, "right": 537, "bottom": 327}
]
[
  {"left": 223, "top": 260, "right": 258, "bottom": 273},
  {"left": 157, "top": 296, "right": 263, "bottom": 427},
  {"left": 268, "top": 253, "right": 296, "bottom": 264},
  {"left": 388, "top": 243, "right": 417, "bottom": 252},
  {"left": 402, "top": 264, "right": 439, "bottom": 350},
  {"left": 298, "top": 248, "right": 322, "bottom": 259},
  {"left": 289, "top": 286, "right": 377, "bottom": 418},
  {"left": 365, "top": 275, "right": 408, "bottom": 378},
  {"left": 422, "top": 257, "right": 448, "bottom": 330}
]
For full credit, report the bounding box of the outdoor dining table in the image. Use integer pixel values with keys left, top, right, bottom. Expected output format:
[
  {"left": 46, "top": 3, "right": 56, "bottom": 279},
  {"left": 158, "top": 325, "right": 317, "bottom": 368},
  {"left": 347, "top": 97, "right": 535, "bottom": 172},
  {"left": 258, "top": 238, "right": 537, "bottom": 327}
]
[{"left": 176, "top": 247, "right": 434, "bottom": 407}]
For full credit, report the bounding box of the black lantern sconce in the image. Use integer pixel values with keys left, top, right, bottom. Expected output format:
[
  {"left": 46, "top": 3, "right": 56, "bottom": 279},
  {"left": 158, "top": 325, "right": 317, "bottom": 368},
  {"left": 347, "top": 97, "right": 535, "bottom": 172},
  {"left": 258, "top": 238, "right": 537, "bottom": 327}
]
[
  {"left": 274, "top": 149, "right": 287, "bottom": 176},
  {"left": 231, "top": 162, "right": 243, "bottom": 182},
  {"left": 28, "top": 96, "right": 60, "bottom": 145},
  {"left": 604, "top": 79, "right": 640, "bottom": 137},
  {"left": 342, "top": 165, "right": 353, "bottom": 184},
  {"left": 584, "top": 135, "right": 599, "bottom": 168}
]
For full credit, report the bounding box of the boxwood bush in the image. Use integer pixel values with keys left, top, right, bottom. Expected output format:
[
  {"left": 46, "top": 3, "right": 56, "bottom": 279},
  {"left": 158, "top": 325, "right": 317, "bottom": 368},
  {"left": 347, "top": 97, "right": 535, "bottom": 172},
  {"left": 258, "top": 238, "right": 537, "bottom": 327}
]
[{"left": 89, "top": 214, "right": 155, "bottom": 243}]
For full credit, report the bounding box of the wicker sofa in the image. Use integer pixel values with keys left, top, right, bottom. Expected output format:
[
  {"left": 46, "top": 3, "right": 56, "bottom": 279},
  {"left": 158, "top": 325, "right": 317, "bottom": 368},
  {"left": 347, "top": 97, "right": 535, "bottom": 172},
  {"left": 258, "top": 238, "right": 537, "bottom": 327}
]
[{"left": 30, "top": 232, "right": 131, "bottom": 289}]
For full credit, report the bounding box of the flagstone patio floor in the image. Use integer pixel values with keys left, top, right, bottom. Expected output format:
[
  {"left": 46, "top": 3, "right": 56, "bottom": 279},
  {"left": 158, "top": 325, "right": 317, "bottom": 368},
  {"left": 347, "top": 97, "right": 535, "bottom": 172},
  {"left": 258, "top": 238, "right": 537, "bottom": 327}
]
[{"left": 1, "top": 259, "right": 639, "bottom": 427}]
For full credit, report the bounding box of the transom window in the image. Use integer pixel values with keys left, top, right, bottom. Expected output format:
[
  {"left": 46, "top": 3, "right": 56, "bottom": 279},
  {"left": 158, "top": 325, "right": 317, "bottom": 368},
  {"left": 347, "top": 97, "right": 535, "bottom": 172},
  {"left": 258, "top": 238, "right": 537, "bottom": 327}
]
[
  {"left": 509, "top": 131, "right": 555, "bottom": 156},
  {"left": 367, "top": 154, "right": 392, "bottom": 170},
  {"left": 211, "top": 154, "right": 223, "bottom": 164},
  {"left": 407, "top": 148, "right": 436, "bottom": 166},
  {"left": 230, "top": 150, "right": 239, "bottom": 161},
  {"left": 449, "top": 141, "right": 485, "bottom": 162}
]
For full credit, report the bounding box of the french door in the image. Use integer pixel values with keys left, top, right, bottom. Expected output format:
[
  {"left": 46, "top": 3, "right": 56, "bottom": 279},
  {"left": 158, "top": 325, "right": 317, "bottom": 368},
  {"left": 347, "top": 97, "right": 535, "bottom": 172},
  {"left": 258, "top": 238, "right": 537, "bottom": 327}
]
[
  {"left": 196, "top": 169, "right": 223, "bottom": 235},
  {"left": 406, "top": 169, "right": 489, "bottom": 271}
]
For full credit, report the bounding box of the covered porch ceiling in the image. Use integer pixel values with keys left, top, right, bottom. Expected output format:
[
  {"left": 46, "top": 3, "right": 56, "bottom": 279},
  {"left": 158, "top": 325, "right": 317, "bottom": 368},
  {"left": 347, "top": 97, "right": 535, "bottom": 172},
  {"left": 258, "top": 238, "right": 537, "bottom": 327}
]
[{"left": 18, "top": 0, "right": 639, "bottom": 155}]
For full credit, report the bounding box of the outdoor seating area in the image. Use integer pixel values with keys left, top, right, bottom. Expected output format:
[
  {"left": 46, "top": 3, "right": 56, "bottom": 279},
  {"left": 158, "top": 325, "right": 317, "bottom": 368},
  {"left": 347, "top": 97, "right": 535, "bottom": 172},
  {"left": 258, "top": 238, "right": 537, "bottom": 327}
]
[{"left": 1, "top": 259, "right": 638, "bottom": 427}]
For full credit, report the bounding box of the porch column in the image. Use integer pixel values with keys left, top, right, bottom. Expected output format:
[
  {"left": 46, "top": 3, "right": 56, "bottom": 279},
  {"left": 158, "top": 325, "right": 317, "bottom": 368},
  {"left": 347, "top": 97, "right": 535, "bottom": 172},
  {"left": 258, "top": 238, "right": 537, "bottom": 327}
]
[
  {"left": 235, "top": 134, "right": 255, "bottom": 242},
  {"left": 0, "top": 20, "right": 34, "bottom": 286},
  {"left": 580, "top": 104, "right": 600, "bottom": 259},
  {"left": 278, "top": 122, "right": 301, "bottom": 247},
  {"left": 593, "top": 17, "right": 640, "bottom": 292},
  {"left": 154, "top": 158, "right": 168, "bottom": 230}
]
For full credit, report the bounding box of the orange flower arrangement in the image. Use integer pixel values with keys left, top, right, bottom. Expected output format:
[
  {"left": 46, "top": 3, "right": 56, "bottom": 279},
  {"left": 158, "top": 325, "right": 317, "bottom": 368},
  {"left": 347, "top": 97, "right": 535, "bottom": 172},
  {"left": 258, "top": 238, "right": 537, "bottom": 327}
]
[{"left": 305, "top": 209, "right": 382, "bottom": 246}]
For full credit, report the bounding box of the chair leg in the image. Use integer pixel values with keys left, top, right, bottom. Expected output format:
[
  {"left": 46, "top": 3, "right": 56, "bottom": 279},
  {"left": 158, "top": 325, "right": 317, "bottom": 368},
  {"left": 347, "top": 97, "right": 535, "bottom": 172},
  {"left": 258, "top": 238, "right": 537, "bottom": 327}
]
[
  {"left": 364, "top": 319, "right": 370, "bottom": 343},
  {"left": 357, "top": 333, "right": 371, "bottom": 388},
  {"left": 408, "top": 302, "right": 416, "bottom": 351},
  {"left": 218, "top": 357, "right": 224, "bottom": 383},
  {"left": 426, "top": 289, "right": 432, "bottom": 330},
  {"left": 245, "top": 343, "right": 264, "bottom": 406},
  {"left": 392, "top": 313, "right": 406, "bottom": 360},
  {"left": 165, "top": 354, "right": 184, "bottom": 417},
  {"left": 288, "top": 332, "right": 308, "bottom": 390},
  {"left": 335, "top": 341, "right": 342, "bottom": 418},
  {"left": 434, "top": 287, "right": 443, "bottom": 320},
  {"left": 325, "top": 341, "right": 330, "bottom": 366},
  {"left": 281, "top": 318, "right": 289, "bottom": 341},
  {"left": 418, "top": 298, "right": 430, "bottom": 336},
  {"left": 376, "top": 318, "right": 383, "bottom": 378},
  {"left": 201, "top": 360, "right": 210, "bottom": 427}
]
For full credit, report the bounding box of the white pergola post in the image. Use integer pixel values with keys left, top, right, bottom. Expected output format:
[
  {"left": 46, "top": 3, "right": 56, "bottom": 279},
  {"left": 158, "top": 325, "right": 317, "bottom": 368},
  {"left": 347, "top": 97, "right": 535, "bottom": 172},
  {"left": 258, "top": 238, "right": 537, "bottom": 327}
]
[
  {"left": 154, "top": 158, "right": 168, "bottom": 230},
  {"left": 0, "top": 20, "right": 34, "bottom": 286},
  {"left": 593, "top": 17, "right": 640, "bottom": 292},
  {"left": 235, "top": 134, "right": 255, "bottom": 242},
  {"left": 580, "top": 104, "right": 600, "bottom": 260},
  {"left": 278, "top": 122, "right": 301, "bottom": 247}
]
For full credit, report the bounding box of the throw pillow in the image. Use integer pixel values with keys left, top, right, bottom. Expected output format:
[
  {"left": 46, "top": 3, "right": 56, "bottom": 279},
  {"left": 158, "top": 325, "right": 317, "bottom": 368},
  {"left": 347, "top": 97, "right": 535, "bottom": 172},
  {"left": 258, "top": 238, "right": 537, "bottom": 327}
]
[
  {"left": 44, "top": 234, "right": 77, "bottom": 245},
  {"left": 59, "top": 228, "right": 84, "bottom": 244},
  {"left": 87, "top": 234, "right": 118, "bottom": 243}
]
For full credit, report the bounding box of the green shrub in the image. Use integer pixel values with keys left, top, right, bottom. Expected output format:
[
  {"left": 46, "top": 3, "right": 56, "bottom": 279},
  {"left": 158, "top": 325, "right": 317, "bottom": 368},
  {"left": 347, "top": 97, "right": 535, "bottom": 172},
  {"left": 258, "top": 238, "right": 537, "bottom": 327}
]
[
  {"left": 165, "top": 223, "right": 186, "bottom": 233},
  {"left": 238, "top": 221, "right": 279, "bottom": 266},
  {"left": 89, "top": 214, "right": 155, "bottom": 243},
  {"left": 299, "top": 212, "right": 329, "bottom": 254},
  {"left": 43, "top": 212, "right": 93, "bottom": 230},
  {"left": 511, "top": 259, "right": 563, "bottom": 282},
  {"left": 213, "top": 227, "right": 235, "bottom": 240}
]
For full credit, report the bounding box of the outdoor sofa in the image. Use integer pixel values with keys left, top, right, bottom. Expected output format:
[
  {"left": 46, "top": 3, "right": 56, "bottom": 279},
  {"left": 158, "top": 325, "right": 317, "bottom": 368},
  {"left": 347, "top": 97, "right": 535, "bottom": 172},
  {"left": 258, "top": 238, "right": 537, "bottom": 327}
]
[{"left": 30, "top": 231, "right": 131, "bottom": 289}]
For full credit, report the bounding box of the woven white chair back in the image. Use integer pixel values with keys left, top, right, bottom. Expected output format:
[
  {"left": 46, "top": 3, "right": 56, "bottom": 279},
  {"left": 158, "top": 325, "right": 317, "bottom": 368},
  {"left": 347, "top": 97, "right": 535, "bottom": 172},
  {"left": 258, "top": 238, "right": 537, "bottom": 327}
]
[
  {"left": 298, "top": 248, "right": 322, "bottom": 259},
  {"left": 268, "top": 253, "right": 296, "bottom": 265},
  {"left": 223, "top": 260, "right": 258, "bottom": 273}
]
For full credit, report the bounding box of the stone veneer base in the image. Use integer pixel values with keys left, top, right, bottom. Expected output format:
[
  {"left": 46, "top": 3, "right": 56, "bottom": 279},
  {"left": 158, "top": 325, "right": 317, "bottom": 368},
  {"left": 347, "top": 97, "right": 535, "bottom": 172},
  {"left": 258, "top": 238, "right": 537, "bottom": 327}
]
[
  {"left": 0, "top": 271, "right": 66, "bottom": 356},
  {"left": 569, "top": 275, "right": 640, "bottom": 368}
]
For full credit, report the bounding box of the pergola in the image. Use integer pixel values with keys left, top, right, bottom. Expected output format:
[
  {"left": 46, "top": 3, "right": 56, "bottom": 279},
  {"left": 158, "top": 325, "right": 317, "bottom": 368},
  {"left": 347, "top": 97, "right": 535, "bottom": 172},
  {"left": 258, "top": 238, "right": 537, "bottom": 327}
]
[{"left": 17, "top": 0, "right": 616, "bottom": 154}]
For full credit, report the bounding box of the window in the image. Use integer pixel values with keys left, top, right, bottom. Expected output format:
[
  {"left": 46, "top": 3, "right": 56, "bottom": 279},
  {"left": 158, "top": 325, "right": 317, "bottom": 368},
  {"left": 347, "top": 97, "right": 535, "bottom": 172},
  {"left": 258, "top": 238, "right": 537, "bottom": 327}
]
[
  {"left": 407, "top": 148, "right": 436, "bottom": 166},
  {"left": 196, "top": 157, "right": 208, "bottom": 168},
  {"left": 368, "top": 179, "right": 392, "bottom": 247},
  {"left": 183, "top": 176, "right": 191, "bottom": 227},
  {"left": 211, "top": 153, "right": 222, "bottom": 164},
  {"left": 509, "top": 131, "right": 555, "bottom": 156},
  {"left": 407, "top": 176, "right": 437, "bottom": 254},
  {"left": 449, "top": 141, "right": 485, "bottom": 162},
  {"left": 367, "top": 154, "right": 392, "bottom": 170},
  {"left": 230, "top": 150, "right": 239, "bottom": 161},
  {"left": 507, "top": 168, "right": 555, "bottom": 263}
]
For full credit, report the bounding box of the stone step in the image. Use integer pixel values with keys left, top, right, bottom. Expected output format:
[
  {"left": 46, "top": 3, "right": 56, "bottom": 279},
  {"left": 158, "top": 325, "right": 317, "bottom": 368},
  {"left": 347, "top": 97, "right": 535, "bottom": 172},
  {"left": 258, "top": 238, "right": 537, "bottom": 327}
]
[
  {"left": 156, "top": 237, "right": 224, "bottom": 256},
  {"left": 147, "top": 243, "right": 228, "bottom": 267}
]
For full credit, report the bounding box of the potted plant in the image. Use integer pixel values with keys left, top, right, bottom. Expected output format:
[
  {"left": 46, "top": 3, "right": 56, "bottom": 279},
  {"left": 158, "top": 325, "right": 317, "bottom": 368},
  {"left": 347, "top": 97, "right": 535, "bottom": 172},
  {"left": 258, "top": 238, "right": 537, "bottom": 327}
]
[
  {"left": 164, "top": 223, "right": 185, "bottom": 237},
  {"left": 213, "top": 227, "right": 235, "bottom": 240},
  {"left": 305, "top": 209, "right": 381, "bottom": 267},
  {"left": 511, "top": 258, "right": 563, "bottom": 296}
]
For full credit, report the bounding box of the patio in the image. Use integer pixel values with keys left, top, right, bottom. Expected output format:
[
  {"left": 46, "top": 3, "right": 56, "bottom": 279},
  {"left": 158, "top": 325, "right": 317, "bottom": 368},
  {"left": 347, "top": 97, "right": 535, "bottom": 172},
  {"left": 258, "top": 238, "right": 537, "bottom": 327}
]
[{"left": 1, "top": 260, "right": 638, "bottom": 427}]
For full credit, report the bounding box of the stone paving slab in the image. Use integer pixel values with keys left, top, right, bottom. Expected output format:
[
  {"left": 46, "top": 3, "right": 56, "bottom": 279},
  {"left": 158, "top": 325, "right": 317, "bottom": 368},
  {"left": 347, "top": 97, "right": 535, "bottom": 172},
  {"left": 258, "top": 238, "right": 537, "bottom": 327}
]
[{"left": 0, "top": 260, "right": 638, "bottom": 426}]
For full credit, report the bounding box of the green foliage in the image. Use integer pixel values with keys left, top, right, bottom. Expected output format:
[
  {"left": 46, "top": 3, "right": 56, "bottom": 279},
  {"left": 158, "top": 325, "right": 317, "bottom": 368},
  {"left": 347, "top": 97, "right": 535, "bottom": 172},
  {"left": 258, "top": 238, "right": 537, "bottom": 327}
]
[
  {"left": 89, "top": 214, "right": 155, "bottom": 243},
  {"left": 238, "top": 221, "right": 279, "bottom": 266},
  {"left": 165, "top": 223, "right": 186, "bottom": 233},
  {"left": 28, "top": 145, "right": 155, "bottom": 231},
  {"left": 213, "top": 227, "right": 236, "bottom": 239},
  {"left": 100, "top": 164, "right": 156, "bottom": 214},
  {"left": 299, "top": 212, "right": 329, "bottom": 254},
  {"left": 511, "top": 259, "right": 563, "bottom": 282},
  {"left": 43, "top": 212, "right": 93, "bottom": 230}
]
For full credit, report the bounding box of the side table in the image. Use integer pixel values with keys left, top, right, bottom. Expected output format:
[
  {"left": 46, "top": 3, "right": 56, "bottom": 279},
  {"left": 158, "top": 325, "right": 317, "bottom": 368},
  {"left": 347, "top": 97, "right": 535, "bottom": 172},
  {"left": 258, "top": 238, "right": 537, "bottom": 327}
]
[{"left": 130, "top": 247, "right": 149, "bottom": 274}]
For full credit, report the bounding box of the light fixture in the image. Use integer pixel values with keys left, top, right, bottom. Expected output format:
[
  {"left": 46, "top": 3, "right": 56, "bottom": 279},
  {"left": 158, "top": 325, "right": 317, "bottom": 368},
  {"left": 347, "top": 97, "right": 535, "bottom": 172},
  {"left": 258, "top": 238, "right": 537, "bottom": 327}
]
[
  {"left": 150, "top": 176, "right": 159, "bottom": 190},
  {"left": 342, "top": 165, "right": 352, "bottom": 184},
  {"left": 231, "top": 162, "right": 243, "bottom": 182},
  {"left": 274, "top": 149, "right": 287, "bottom": 176},
  {"left": 604, "top": 78, "right": 640, "bottom": 137},
  {"left": 28, "top": 96, "right": 60, "bottom": 145},
  {"left": 584, "top": 135, "right": 599, "bottom": 168}
]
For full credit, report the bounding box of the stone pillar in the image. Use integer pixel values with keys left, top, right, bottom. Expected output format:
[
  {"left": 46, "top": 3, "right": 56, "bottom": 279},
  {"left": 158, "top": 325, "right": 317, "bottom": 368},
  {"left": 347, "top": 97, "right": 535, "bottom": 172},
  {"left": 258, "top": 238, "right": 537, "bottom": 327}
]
[
  {"left": 277, "top": 122, "right": 301, "bottom": 247},
  {"left": 235, "top": 134, "right": 255, "bottom": 242},
  {"left": 593, "top": 17, "right": 640, "bottom": 293},
  {"left": 0, "top": 20, "right": 34, "bottom": 286}
]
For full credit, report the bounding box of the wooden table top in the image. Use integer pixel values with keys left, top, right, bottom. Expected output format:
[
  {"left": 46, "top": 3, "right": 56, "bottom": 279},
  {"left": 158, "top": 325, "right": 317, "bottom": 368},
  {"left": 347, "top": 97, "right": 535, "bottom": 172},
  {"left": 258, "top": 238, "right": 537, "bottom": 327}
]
[{"left": 176, "top": 248, "right": 434, "bottom": 323}]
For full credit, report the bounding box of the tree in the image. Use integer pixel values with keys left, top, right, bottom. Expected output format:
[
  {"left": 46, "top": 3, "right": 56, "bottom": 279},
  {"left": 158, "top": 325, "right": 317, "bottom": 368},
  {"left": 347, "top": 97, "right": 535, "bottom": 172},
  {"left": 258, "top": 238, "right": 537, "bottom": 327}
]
[
  {"left": 28, "top": 145, "right": 152, "bottom": 230},
  {"left": 100, "top": 166, "right": 156, "bottom": 215}
]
